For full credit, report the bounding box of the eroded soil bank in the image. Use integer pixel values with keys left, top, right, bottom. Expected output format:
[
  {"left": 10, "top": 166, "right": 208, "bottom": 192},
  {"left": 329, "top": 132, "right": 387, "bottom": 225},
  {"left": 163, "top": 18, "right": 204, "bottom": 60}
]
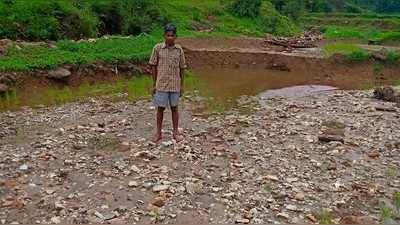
[
  {"left": 181, "top": 38, "right": 400, "bottom": 89},
  {"left": 1, "top": 37, "right": 400, "bottom": 96},
  {"left": 1, "top": 89, "right": 400, "bottom": 224}
]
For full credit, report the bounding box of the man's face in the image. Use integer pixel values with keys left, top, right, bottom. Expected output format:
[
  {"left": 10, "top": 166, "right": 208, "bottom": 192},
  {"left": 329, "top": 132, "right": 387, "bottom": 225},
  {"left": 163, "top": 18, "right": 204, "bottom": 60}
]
[{"left": 164, "top": 31, "right": 176, "bottom": 45}]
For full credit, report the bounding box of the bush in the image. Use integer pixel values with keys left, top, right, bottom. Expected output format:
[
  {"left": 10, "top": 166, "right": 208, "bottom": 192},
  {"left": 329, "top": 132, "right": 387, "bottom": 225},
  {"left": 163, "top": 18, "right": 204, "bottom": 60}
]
[
  {"left": 0, "top": 0, "right": 164, "bottom": 40},
  {"left": 119, "top": 0, "right": 165, "bottom": 35},
  {"left": 345, "top": 50, "right": 370, "bottom": 62},
  {"left": 230, "top": 0, "right": 262, "bottom": 18},
  {"left": 90, "top": 0, "right": 165, "bottom": 36},
  {"left": 281, "top": 0, "right": 305, "bottom": 20},
  {"left": 385, "top": 51, "right": 400, "bottom": 64},
  {"left": 0, "top": 0, "right": 98, "bottom": 41},
  {"left": 258, "top": 2, "right": 299, "bottom": 36}
]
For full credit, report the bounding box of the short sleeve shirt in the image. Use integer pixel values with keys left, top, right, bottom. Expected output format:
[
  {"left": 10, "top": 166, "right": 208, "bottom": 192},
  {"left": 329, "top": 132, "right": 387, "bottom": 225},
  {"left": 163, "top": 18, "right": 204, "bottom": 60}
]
[{"left": 149, "top": 42, "right": 187, "bottom": 92}]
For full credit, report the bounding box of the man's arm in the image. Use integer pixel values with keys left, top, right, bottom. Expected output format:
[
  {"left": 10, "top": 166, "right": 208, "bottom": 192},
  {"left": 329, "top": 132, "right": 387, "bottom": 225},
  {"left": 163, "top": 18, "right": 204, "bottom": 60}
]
[
  {"left": 149, "top": 45, "right": 159, "bottom": 95},
  {"left": 152, "top": 65, "right": 158, "bottom": 95},
  {"left": 180, "top": 68, "right": 185, "bottom": 96},
  {"left": 179, "top": 47, "right": 187, "bottom": 96}
]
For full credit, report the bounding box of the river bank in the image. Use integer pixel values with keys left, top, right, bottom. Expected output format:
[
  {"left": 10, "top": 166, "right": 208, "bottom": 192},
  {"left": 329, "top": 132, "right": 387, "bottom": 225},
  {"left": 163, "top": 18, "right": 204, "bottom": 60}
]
[{"left": 1, "top": 88, "right": 399, "bottom": 224}]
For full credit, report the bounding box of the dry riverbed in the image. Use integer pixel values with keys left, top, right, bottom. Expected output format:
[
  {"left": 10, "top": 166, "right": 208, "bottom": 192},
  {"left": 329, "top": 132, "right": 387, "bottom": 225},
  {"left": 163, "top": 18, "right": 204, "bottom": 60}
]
[{"left": 1, "top": 89, "right": 400, "bottom": 224}]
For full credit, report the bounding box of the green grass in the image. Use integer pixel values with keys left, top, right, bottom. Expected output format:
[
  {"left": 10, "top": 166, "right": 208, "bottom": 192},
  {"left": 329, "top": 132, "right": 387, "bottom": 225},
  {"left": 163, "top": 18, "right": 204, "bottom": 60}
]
[
  {"left": 323, "top": 42, "right": 367, "bottom": 55},
  {"left": 323, "top": 26, "right": 400, "bottom": 44},
  {"left": 302, "top": 13, "right": 400, "bottom": 31},
  {"left": 264, "top": 184, "right": 273, "bottom": 192},
  {"left": 323, "top": 42, "right": 372, "bottom": 62},
  {"left": 0, "top": 0, "right": 301, "bottom": 72},
  {"left": 395, "top": 192, "right": 400, "bottom": 212},
  {"left": 0, "top": 34, "right": 160, "bottom": 71},
  {"left": 380, "top": 205, "right": 394, "bottom": 222},
  {"left": 316, "top": 209, "right": 333, "bottom": 225}
]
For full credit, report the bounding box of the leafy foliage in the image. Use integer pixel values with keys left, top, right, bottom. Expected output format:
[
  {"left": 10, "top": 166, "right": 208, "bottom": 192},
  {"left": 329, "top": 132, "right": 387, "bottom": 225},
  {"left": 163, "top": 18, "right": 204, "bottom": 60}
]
[
  {"left": 0, "top": 34, "right": 159, "bottom": 71},
  {"left": 229, "top": 0, "right": 262, "bottom": 18},
  {"left": 0, "top": 0, "right": 98, "bottom": 40},
  {"left": 0, "top": 0, "right": 163, "bottom": 40}
]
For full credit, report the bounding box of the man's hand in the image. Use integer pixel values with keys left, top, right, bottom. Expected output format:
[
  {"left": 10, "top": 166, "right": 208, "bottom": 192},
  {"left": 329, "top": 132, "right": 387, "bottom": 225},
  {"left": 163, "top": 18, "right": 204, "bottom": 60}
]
[{"left": 152, "top": 87, "right": 156, "bottom": 96}]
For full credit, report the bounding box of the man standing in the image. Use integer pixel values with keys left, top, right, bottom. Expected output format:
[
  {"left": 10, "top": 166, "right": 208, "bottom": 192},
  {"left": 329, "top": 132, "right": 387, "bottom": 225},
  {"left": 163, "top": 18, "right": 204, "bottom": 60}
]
[{"left": 149, "top": 24, "right": 187, "bottom": 143}]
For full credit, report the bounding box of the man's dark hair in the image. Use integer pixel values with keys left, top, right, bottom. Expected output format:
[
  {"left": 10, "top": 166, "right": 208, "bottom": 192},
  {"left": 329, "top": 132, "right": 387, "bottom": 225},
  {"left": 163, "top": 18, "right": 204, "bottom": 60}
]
[{"left": 164, "top": 23, "right": 177, "bottom": 35}]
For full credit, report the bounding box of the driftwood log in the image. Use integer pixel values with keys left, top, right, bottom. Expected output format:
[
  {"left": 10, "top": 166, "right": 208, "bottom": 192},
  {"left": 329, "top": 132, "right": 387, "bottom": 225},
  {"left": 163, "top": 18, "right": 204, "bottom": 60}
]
[{"left": 264, "top": 30, "right": 322, "bottom": 49}]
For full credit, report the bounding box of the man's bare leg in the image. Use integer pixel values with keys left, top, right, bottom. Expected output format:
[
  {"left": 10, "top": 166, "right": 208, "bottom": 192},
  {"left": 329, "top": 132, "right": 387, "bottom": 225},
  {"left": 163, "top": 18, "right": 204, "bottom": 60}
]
[
  {"left": 171, "top": 106, "right": 181, "bottom": 141},
  {"left": 153, "top": 107, "right": 165, "bottom": 143}
]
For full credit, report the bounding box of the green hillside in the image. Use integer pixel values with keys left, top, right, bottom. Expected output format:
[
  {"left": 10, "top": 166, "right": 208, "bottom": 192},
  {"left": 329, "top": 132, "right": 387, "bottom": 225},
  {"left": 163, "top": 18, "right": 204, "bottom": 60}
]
[{"left": 0, "top": 0, "right": 298, "bottom": 71}]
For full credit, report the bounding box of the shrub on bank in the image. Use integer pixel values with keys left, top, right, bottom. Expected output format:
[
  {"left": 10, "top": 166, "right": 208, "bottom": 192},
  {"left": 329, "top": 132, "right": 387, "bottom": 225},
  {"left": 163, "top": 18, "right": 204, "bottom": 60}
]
[
  {"left": 229, "top": 0, "right": 262, "bottom": 18},
  {"left": 345, "top": 50, "right": 370, "bottom": 62},
  {"left": 91, "top": 0, "right": 165, "bottom": 36},
  {"left": 258, "top": 1, "right": 299, "bottom": 37},
  {"left": 0, "top": 0, "right": 164, "bottom": 40},
  {"left": 0, "top": 0, "right": 98, "bottom": 40}
]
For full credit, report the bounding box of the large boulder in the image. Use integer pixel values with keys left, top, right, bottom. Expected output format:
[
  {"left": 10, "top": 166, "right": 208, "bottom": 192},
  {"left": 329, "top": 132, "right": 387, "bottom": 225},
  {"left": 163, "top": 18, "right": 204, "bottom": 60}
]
[
  {"left": 0, "top": 83, "right": 9, "bottom": 93},
  {"left": 47, "top": 68, "right": 72, "bottom": 79},
  {"left": 374, "top": 86, "right": 400, "bottom": 103},
  {"left": 0, "top": 39, "right": 13, "bottom": 56}
]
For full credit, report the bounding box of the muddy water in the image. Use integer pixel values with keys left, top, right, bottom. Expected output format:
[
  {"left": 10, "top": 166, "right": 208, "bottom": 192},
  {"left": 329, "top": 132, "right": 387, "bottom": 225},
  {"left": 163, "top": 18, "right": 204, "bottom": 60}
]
[
  {"left": 192, "top": 67, "right": 377, "bottom": 100},
  {"left": 0, "top": 67, "right": 397, "bottom": 111}
]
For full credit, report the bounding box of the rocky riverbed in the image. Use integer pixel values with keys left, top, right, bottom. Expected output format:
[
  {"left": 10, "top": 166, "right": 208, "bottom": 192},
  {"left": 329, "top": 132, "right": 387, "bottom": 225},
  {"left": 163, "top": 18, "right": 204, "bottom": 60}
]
[{"left": 1, "top": 90, "right": 400, "bottom": 224}]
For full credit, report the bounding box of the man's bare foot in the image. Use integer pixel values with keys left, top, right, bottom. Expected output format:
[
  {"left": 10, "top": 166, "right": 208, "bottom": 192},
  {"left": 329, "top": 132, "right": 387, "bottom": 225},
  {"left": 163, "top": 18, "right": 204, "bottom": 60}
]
[
  {"left": 173, "top": 132, "right": 182, "bottom": 142},
  {"left": 152, "top": 134, "right": 162, "bottom": 144}
]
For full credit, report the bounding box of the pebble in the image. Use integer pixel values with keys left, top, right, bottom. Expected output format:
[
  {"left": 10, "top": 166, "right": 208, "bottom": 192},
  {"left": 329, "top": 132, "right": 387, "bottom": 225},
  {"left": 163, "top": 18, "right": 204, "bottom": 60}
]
[
  {"left": 19, "top": 164, "right": 28, "bottom": 171},
  {"left": 128, "top": 181, "right": 139, "bottom": 187},
  {"left": 50, "top": 216, "right": 61, "bottom": 224},
  {"left": 152, "top": 184, "right": 170, "bottom": 192},
  {"left": 235, "top": 218, "right": 250, "bottom": 224},
  {"left": 285, "top": 204, "right": 297, "bottom": 211},
  {"left": 277, "top": 212, "right": 290, "bottom": 220},
  {"left": 294, "top": 192, "right": 305, "bottom": 201}
]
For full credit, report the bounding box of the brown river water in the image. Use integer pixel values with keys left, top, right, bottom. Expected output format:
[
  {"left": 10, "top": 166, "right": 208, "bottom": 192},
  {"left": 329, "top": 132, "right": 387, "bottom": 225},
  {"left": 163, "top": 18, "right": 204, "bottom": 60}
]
[{"left": 0, "top": 67, "right": 397, "bottom": 111}]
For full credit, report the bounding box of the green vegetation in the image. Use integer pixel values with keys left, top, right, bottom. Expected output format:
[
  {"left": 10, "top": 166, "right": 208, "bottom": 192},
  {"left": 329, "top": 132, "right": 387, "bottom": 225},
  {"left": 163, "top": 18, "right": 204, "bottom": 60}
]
[
  {"left": 0, "top": 0, "right": 99, "bottom": 40},
  {"left": 324, "top": 43, "right": 400, "bottom": 63},
  {"left": 345, "top": 50, "right": 370, "bottom": 62},
  {"left": 0, "top": 0, "right": 301, "bottom": 72},
  {"left": 264, "top": 184, "right": 273, "bottom": 192},
  {"left": 323, "top": 42, "right": 366, "bottom": 55},
  {"left": 316, "top": 209, "right": 333, "bottom": 225},
  {"left": 88, "top": 135, "right": 121, "bottom": 151},
  {"left": 385, "top": 167, "right": 399, "bottom": 180},
  {"left": 0, "top": 34, "right": 159, "bottom": 71},
  {"left": 0, "top": 0, "right": 399, "bottom": 71},
  {"left": 395, "top": 192, "right": 400, "bottom": 212},
  {"left": 385, "top": 50, "right": 400, "bottom": 64},
  {"left": 0, "top": 0, "right": 299, "bottom": 41},
  {"left": 0, "top": 0, "right": 164, "bottom": 40},
  {"left": 230, "top": 0, "right": 262, "bottom": 18},
  {"left": 378, "top": 193, "right": 400, "bottom": 223},
  {"left": 323, "top": 26, "right": 400, "bottom": 44},
  {"left": 380, "top": 205, "right": 394, "bottom": 222}
]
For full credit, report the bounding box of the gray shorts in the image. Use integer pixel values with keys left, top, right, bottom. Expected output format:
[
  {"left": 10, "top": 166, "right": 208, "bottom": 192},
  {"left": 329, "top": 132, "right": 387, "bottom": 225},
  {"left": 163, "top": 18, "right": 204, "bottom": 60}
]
[{"left": 153, "top": 91, "right": 180, "bottom": 108}]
